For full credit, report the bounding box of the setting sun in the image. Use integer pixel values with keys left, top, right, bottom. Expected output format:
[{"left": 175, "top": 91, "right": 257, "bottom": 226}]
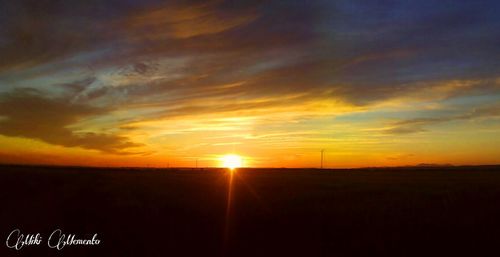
[{"left": 221, "top": 154, "right": 243, "bottom": 170}]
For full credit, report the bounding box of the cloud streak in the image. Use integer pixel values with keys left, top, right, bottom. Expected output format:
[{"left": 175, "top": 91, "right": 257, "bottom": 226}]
[{"left": 385, "top": 103, "right": 500, "bottom": 134}]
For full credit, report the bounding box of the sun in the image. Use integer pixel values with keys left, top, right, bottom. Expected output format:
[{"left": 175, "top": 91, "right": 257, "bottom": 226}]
[{"left": 221, "top": 154, "right": 243, "bottom": 170}]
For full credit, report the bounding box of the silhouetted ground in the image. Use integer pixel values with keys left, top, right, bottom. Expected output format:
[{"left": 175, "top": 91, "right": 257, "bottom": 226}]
[{"left": 1, "top": 165, "right": 500, "bottom": 257}]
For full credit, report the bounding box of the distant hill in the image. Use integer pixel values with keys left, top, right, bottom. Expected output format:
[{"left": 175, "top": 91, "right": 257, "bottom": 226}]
[{"left": 416, "top": 163, "right": 454, "bottom": 167}]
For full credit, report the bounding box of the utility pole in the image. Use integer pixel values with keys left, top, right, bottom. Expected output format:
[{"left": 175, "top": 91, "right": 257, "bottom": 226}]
[{"left": 320, "top": 149, "right": 324, "bottom": 169}]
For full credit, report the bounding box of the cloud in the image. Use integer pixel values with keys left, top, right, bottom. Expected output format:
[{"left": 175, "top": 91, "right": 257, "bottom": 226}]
[
  {"left": 384, "top": 103, "right": 500, "bottom": 134},
  {"left": 385, "top": 125, "right": 428, "bottom": 135},
  {"left": 0, "top": 88, "right": 140, "bottom": 153},
  {"left": 125, "top": 1, "right": 258, "bottom": 39},
  {"left": 58, "top": 77, "right": 96, "bottom": 94},
  {"left": 0, "top": 0, "right": 114, "bottom": 73}
]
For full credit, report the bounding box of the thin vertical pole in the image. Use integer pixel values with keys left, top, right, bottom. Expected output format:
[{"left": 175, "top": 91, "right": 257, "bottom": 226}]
[{"left": 321, "top": 149, "right": 324, "bottom": 169}]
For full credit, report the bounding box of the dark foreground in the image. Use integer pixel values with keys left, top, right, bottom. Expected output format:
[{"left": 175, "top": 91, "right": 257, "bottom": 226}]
[{"left": 1, "top": 165, "right": 500, "bottom": 257}]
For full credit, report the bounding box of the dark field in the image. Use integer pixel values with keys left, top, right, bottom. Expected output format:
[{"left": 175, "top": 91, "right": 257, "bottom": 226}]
[{"left": 1, "top": 165, "right": 500, "bottom": 257}]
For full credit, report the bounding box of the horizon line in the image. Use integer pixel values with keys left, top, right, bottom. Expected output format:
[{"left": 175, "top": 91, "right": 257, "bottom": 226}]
[{"left": 1, "top": 162, "right": 500, "bottom": 171}]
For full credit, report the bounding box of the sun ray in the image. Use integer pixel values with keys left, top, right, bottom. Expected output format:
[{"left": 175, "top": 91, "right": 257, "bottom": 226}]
[{"left": 223, "top": 168, "right": 235, "bottom": 253}]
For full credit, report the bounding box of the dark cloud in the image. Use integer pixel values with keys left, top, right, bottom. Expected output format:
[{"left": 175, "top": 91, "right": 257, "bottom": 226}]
[
  {"left": 0, "top": 0, "right": 109, "bottom": 73},
  {"left": 0, "top": 88, "right": 140, "bottom": 153},
  {"left": 2, "top": 0, "right": 498, "bottom": 102}
]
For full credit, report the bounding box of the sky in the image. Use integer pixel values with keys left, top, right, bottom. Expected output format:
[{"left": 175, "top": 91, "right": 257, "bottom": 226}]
[{"left": 0, "top": 0, "right": 499, "bottom": 168}]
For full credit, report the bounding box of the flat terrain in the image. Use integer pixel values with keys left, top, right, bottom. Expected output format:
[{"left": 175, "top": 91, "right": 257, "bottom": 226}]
[{"left": 1, "top": 165, "right": 500, "bottom": 257}]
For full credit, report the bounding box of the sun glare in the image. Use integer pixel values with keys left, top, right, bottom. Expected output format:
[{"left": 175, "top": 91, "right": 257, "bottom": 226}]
[{"left": 221, "top": 154, "right": 243, "bottom": 170}]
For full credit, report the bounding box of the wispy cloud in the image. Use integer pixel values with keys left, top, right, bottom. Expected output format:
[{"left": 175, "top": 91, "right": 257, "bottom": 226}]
[{"left": 385, "top": 103, "right": 500, "bottom": 134}]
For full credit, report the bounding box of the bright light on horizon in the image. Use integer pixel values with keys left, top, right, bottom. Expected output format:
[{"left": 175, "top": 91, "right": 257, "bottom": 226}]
[{"left": 221, "top": 154, "right": 243, "bottom": 170}]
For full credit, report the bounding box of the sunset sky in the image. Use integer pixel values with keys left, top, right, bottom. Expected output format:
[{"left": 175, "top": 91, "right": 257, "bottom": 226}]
[{"left": 0, "top": 0, "right": 499, "bottom": 168}]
